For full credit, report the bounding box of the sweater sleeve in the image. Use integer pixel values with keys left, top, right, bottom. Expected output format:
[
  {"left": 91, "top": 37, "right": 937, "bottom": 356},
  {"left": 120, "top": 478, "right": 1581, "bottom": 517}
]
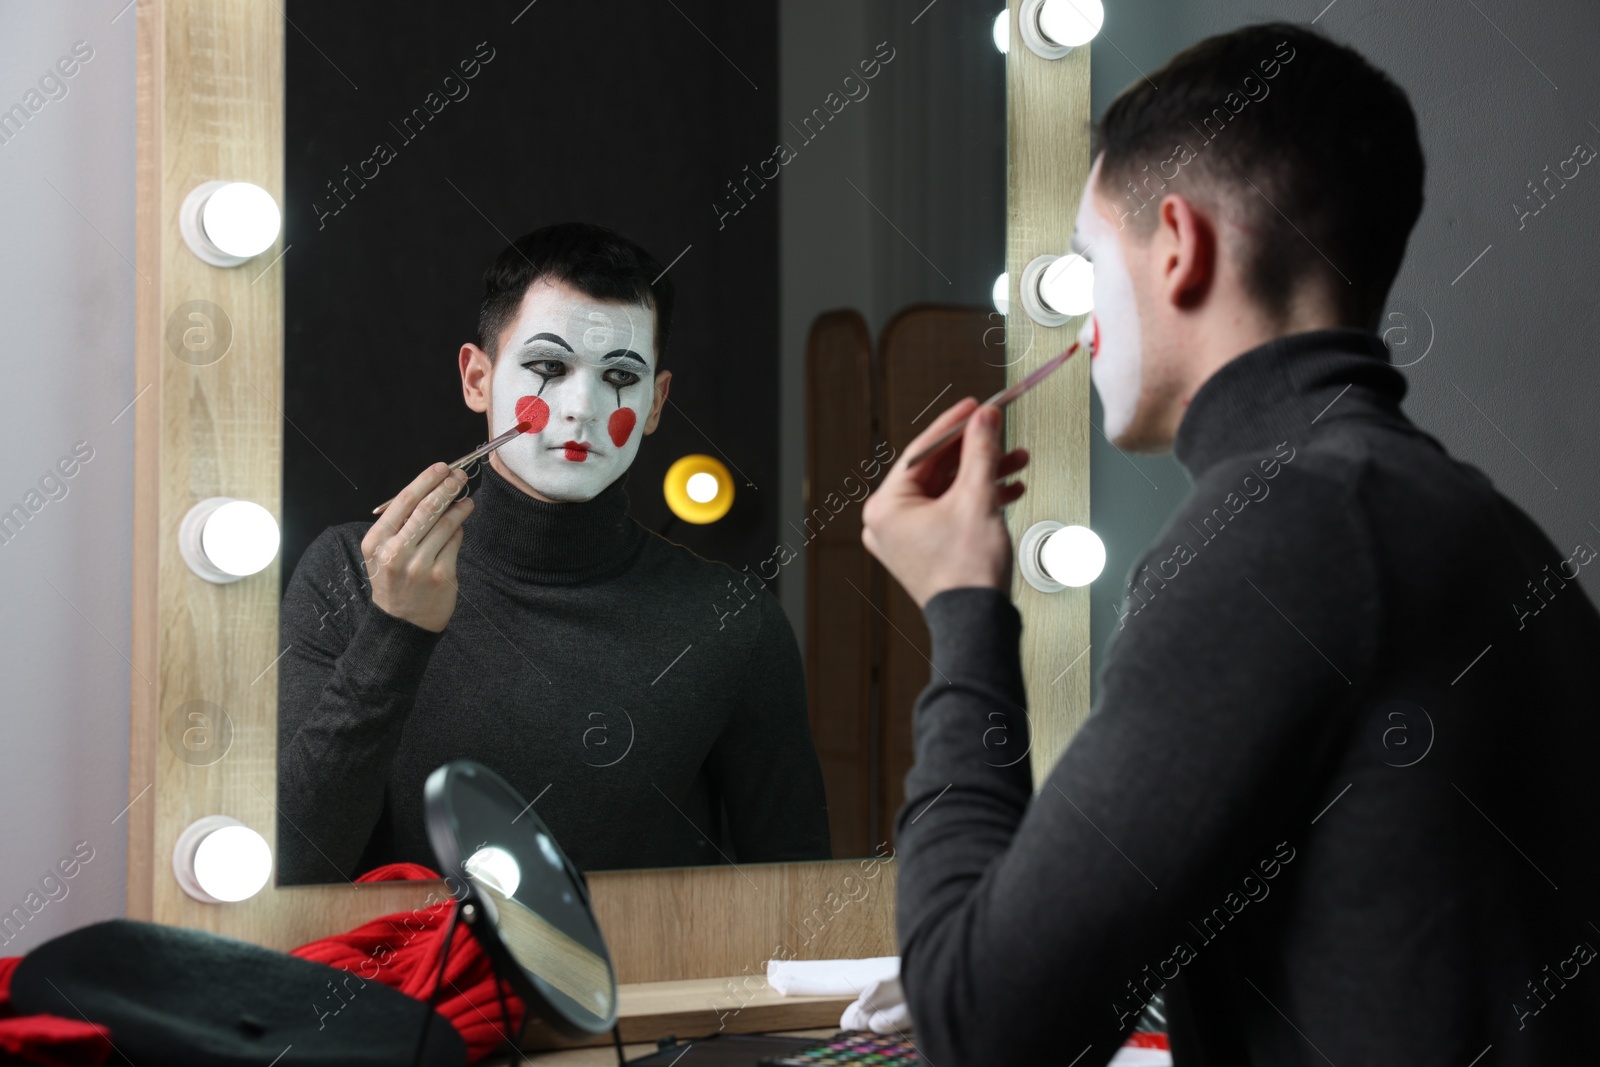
[
  {"left": 276, "top": 527, "right": 445, "bottom": 884},
  {"left": 893, "top": 465, "right": 1382, "bottom": 1065},
  {"left": 705, "top": 584, "right": 833, "bottom": 863}
]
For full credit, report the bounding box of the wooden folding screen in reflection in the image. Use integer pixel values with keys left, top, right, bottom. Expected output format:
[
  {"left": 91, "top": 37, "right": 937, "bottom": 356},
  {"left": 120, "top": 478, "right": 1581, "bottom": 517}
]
[
  {"left": 805, "top": 306, "right": 1004, "bottom": 858},
  {"left": 804, "top": 311, "right": 878, "bottom": 859}
]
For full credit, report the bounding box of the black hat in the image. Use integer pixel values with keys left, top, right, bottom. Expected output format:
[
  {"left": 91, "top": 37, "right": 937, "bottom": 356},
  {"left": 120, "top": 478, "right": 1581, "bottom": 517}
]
[{"left": 10, "top": 919, "right": 466, "bottom": 1067}]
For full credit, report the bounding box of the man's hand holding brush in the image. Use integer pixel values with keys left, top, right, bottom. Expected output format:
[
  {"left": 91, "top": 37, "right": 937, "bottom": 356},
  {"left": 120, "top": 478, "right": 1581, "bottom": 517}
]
[
  {"left": 360, "top": 463, "right": 474, "bottom": 633},
  {"left": 861, "top": 398, "right": 1030, "bottom": 609}
]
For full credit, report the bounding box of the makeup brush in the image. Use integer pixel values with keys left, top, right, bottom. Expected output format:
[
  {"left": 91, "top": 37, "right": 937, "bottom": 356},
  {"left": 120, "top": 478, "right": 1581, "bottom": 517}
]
[
  {"left": 372, "top": 420, "right": 532, "bottom": 516},
  {"left": 903, "top": 341, "right": 1081, "bottom": 469}
]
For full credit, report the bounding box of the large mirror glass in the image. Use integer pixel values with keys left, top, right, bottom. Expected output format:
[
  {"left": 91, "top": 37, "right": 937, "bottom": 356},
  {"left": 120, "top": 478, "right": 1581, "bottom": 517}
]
[{"left": 276, "top": 0, "right": 1006, "bottom": 884}]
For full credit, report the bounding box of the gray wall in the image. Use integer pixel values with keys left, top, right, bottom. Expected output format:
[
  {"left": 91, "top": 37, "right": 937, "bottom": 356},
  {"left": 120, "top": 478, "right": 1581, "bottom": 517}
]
[
  {"left": 1086, "top": 0, "right": 1600, "bottom": 696},
  {"left": 0, "top": 0, "right": 135, "bottom": 954}
]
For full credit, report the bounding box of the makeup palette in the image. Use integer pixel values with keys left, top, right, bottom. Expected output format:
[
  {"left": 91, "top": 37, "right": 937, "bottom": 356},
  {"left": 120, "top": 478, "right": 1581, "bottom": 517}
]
[{"left": 757, "top": 1031, "right": 920, "bottom": 1066}]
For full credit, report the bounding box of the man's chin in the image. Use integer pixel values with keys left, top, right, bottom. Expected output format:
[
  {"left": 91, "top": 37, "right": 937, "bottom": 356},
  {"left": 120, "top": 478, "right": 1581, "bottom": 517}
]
[
  {"left": 519, "top": 461, "right": 619, "bottom": 503},
  {"left": 1105, "top": 413, "right": 1173, "bottom": 455}
]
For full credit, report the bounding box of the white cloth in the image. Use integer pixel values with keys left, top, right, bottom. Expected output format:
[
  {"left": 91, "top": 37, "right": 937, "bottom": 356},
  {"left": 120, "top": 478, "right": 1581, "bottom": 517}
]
[
  {"left": 839, "top": 975, "right": 912, "bottom": 1034},
  {"left": 764, "top": 955, "right": 900, "bottom": 997}
]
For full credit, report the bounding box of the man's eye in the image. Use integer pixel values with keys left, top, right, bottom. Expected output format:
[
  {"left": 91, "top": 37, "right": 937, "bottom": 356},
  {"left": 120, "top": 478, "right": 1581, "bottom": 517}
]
[
  {"left": 523, "top": 359, "right": 566, "bottom": 376},
  {"left": 604, "top": 369, "right": 641, "bottom": 387}
]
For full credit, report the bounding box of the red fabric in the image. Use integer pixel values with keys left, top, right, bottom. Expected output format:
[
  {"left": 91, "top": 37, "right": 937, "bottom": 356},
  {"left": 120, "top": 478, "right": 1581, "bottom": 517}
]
[
  {"left": 0, "top": 955, "right": 113, "bottom": 1067},
  {"left": 291, "top": 863, "right": 526, "bottom": 1064},
  {"left": 1123, "top": 1031, "right": 1170, "bottom": 1049}
]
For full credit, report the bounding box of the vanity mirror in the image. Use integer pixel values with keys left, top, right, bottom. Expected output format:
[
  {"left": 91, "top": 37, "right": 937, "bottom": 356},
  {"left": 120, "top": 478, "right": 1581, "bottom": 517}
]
[
  {"left": 274, "top": 0, "right": 1008, "bottom": 884},
  {"left": 127, "top": 0, "right": 1088, "bottom": 1019}
]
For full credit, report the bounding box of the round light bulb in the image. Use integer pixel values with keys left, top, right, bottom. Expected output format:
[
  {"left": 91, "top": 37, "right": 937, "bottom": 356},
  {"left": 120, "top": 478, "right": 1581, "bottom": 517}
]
[
  {"left": 200, "top": 500, "right": 280, "bottom": 578},
  {"left": 200, "top": 182, "right": 281, "bottom": 258},
  {"left": 992, "top": 272, "right": 1010, "bottom": 316},
  {"left": 1039, "top": 253, "right": 1094, "bottom": 316},
  {"left": 191, "top": 824, "right": 272, "bottom": 903},
  {"left": 992, "top": 10, "right": 1010, "bottom": 53},
  {"left": 686, "top": 471, "right": 720, "bottom": 504},
  {"left": 466, "top": 844, "right": 522, "bottom": 898},
  {"left": 1040, "top": 524, "right": 1106, "bottom": 587},
  {"left": 1039, "top": 0, "right": 1104, "bottom": 47}
]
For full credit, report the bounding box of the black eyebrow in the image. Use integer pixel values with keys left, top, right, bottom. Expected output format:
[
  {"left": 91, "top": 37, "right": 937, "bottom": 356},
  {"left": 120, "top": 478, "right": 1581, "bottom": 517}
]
[
  {"left": 520, "top": 332, "right": 573, "bottom": 352},
  {"left": 604, "top": 349, "right": 648, "bottom": 369}
]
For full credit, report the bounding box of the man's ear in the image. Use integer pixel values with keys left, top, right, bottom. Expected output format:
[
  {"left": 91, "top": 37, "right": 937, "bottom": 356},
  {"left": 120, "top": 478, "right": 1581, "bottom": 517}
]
[
  {"left": 642, "top": 369, "right": 672, "bottom": 434},
  {"left": 1153, "top": 192, "right": 1216, "bottom": 311},
  {"left": 460, "top": 343, "right": 492, "bottom": 413}
]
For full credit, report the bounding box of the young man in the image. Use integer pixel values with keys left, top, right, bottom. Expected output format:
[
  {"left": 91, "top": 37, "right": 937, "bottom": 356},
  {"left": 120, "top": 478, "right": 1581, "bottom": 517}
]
[
  {"left": 277, "top": 223, "right": 830, "bottom": 884},
  {"left": 862, "top": 23, "right": 1600, "bottom": 1065}
]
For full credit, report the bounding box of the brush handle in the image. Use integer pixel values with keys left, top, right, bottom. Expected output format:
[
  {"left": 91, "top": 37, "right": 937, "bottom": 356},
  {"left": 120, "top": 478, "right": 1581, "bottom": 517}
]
[
  {"left": 371, "top": 424, "right": 526, "bottom": 516},
  {"left": 903, "top": 343, "right": 1079, "bottom": 469}
]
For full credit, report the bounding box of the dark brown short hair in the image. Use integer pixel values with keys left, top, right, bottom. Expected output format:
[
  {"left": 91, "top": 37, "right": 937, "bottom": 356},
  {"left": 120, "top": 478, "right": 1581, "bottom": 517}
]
[
  {"left": 476, "top": 222, "right": 674, "bottom": 365},
  {"left": 1095, "top": 23, "right": 1424, "bottom": 330}
]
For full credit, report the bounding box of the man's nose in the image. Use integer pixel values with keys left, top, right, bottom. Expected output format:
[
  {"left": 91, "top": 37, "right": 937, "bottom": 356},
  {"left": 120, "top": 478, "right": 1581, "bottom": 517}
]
[{"left": 558, "top": 377, "right": 603, "bottom": 423}]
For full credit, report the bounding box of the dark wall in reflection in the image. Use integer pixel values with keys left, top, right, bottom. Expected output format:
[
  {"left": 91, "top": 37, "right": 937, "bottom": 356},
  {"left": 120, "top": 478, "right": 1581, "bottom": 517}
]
[{"left": 283, "top": 0, "right": 778, "bottom": 589}]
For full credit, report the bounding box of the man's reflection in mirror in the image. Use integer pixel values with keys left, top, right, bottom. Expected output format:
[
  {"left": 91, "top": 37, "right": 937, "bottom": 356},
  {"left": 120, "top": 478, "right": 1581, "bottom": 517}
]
[{"left": 277, "top": 223, "right": 830, "bottom": 883}]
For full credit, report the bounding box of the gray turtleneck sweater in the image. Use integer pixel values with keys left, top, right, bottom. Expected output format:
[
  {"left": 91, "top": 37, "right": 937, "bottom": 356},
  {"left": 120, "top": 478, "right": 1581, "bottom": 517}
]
[
  {"left": 895, "top": 329, "right": 1600, "bottom": 1065},
  {"left": 276, "top": 466, "right": 830, "bottom": 884}
]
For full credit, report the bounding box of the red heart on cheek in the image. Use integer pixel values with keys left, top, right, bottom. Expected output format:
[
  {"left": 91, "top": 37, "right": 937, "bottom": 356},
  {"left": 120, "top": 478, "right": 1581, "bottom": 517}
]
[
  {"left": 515, "top": 395, "right": 549, "bottom": 432},
  {"left": 608, "top": 408, "right": 637, "bottom": 448}
]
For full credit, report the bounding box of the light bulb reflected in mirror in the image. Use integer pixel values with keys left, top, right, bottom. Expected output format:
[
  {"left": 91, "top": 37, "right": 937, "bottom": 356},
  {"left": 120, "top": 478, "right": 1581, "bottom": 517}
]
[
  {"left": 465, "top": 844, "right": 522, "bottom": 898},
  {"left": 664, "top": 454, "right": 734, "bottom": 524},
  {"left": 686, "top": 471, "right": 720, "bottom": 504},
  {"left": 992, "top": 272, "right": 1010, "bottom": 316},
  {"left": 992, "top": 9, "right": 1010, "bottom": 53}
]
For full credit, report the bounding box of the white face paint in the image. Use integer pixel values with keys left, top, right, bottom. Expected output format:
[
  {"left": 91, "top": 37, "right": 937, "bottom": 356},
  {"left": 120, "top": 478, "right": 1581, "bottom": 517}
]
[
  {"left": 1074, "top": 158, "right": 1144, "bottom": 442},
  {"left": 489, "top": 282, "right": 657, "bottom": 502}
]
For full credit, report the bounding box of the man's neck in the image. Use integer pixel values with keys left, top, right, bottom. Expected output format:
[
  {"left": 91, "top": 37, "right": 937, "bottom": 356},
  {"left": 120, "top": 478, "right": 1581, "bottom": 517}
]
[
  {"left": 1159, "top": 291, "right": 1347, "bottom": 444},
  {"left": 488, "top": 451, "right": 562, "bottom": 503}
]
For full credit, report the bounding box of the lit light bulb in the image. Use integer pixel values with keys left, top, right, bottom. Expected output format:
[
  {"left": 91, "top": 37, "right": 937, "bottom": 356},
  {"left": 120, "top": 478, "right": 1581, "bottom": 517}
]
[
  {"left": 466, "top": 845, "right": 522, "bottom": 898},
  {"left": 174, "top": 816, "right": 272, "bottom": 903},
  {"left": 1038, "top": 0, "right": 1104, "bottom": 47},
  {"left": 1039, "top": 524, "right": 1106, "bottom": 587},
  {"left": 686, "top": 471, "right": 720, "bottom": 504},
  {"left": 179, "top": 180, "right": 282, "bottom": 267},
  {"left": 664, "top": 455, "right": 734, "bottom": 524},
  {"left": 200, "top": 500, "right": 280, "bottom": 577},
  {"left": 992, "top": 9, "right": 1010, "bottom": 53},
  {"left": 1019, "top": 0, "right": 1103, "bottom": 58},
  {"left": 992, "top": 272, "right": 1010, "bottom": 316},
  {"left": 1019, "top": 520, "right": 1106, "bottom": 592},
  {"left": 1039, "top": 253, "right": 1094, "bottom": 316},
  {"left": 180, "top": 497, "right": 281, "bottom": 583},
  {"left": 202, "top": 182, "right": 281, "bottom": 258},
  {"left": 193, "top": 826, "right": 273, "bottom": 902}
]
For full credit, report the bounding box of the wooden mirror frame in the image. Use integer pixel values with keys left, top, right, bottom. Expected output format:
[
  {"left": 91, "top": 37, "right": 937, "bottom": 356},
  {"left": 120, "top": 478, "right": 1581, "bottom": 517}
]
[{"left": 126, "top": 0, "right": 1088, "bottom": 1041}]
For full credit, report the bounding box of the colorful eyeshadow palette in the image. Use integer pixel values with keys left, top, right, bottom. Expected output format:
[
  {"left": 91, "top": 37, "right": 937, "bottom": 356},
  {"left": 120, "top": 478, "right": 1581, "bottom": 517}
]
[{"left": 757, "top": 1030, "right": 920, "bottom": 1066}]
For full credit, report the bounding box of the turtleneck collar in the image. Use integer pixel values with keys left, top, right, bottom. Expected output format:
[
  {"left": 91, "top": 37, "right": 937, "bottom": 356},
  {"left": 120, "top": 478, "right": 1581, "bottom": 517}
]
[
  {"left": 1172, "top": 327, "right": 1408, "bottom": 481},
  {"left": 461, "top": 462, "right": 646, "bottom": 585}
]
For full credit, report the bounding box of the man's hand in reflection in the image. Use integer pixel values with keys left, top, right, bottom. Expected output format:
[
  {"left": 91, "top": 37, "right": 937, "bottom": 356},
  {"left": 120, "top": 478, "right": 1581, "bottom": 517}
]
[
  {"left": 861, "top": 398, "right": 1029, "bottom": 609},
  {"left": 361, "top": 463, "right": 473, "bottom": 632}
]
